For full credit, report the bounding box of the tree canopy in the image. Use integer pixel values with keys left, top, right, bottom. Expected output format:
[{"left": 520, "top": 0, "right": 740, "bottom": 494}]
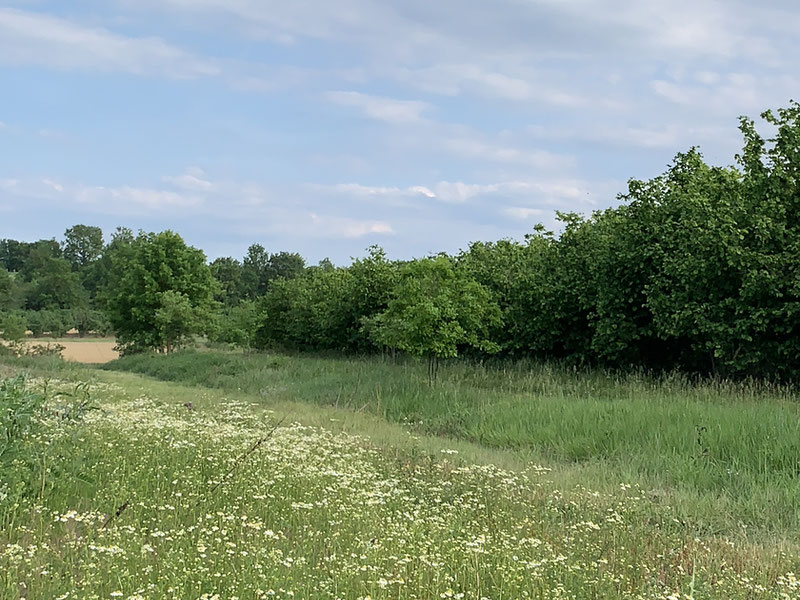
[{"left": 105, "top": 230, "right": 217, "bottom": 353}]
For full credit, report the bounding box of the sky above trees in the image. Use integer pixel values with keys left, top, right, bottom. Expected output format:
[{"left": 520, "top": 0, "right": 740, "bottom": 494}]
[{"left": 1, "top": 0, "right": 799, "bottom": 264}]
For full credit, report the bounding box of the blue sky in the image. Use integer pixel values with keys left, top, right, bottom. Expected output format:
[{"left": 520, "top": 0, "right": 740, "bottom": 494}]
[{"left": 1, "top": 0, "right": 799, "bottom": 264}]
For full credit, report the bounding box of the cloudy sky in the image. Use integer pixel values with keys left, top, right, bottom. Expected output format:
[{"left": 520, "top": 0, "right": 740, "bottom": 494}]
[{"left": 1, "top": 1, "right": 798, "bottom": 264}]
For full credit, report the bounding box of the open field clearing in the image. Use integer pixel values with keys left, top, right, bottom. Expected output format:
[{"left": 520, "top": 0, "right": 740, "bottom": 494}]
[
  {"left": 2, "top": 365, "right": 800, "bottom": 600},
  {"left": 50, "top": 340, "right": 119, "bottom": 364},
  {"left": 2, "top": 339, "right": 119, "bottom": 364}
]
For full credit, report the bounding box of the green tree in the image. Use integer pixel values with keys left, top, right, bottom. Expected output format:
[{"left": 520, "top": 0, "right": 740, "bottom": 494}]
[
  {"left": 241, "top": 246, "right": 306, "bottom": 299},
  {"left": 24, "top": 256, "right": 85, "bottom": 310},
  {"left": 0, "top": 239, "right": 30, "bottom": 272},
  {"left": 62, "top": 225, "right": 103, "bottom": 269},
  {"left": 266, "top": 251, "right": 306, "bottom": 282},
  {"left": 209, "top": 300, "right": 259, "bottom": 349},
  {"left": 154, "top": 291, "right": 206, "bottom": 353},
  {"left": 367, "top": 256, "right": 501, "bottom": 381},
  {"left": 0, "top": 312, "right": 26, "bottom": 343},
  {"left": 83, "top": 227, "right": 135, "bottom": 307},
  {"left": 105, "top": 230, "right": 217, "bottom": 353},
  {"left": 241, "top": 244, "right": 270, "bottom": 299},
  {"left": 209, "top": 257, "right": 245, "bottom": 306},
  {"left": 0, "top": 268, "right": 25, "bottom": 311}
]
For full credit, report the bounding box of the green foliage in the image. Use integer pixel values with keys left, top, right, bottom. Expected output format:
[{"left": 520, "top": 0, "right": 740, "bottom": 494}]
[
  {"left": 254, "top": 266, "right": 355, "bottom": 351},
  {"left": 0, "top": 239, "right": 29, "bottom": 272},
  {"left": 253, "top": 247, "right": 399, "bottom": 352},
  {"left": 154, "top": 290, "right": 207, "bottom": 352},
  {"left": 62, "top": 224, "right": 103, "bottom": 269},
  {"left": 105, "top": 230, "right": 217, "bottom": 353},
  {"left": 210, "top": 256, "right": 245, "bottom": 306},
  {"left": 24, "top": 255, "right": 85, "bottom": 310},
  {"left": 0, "top": 312, "right": 26, "bottom": 342},
  {"left": 0, "top": 268, "right": 25, "bottom": 311},
  {"left": 0, "top": 375, "right": 46, "bottom": 464},
  {"left": 366, "top": 257, "right": 501, "bottom": 369},
  {"left": 240, "top": 245, "right": 306, "bottom": 300},
  {"left": 208, "top": 300, "right": 259, "bottom": 348}
]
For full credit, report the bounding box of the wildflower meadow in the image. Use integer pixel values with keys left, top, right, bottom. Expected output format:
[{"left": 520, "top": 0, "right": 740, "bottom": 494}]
[{"left": 2, "top": 363, "right": 800, "bottom": 599}]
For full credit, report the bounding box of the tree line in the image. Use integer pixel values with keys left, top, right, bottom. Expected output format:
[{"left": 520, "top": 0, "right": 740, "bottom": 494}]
[{"left": 3, "top": 103, "right": 800, "bottom": 379}]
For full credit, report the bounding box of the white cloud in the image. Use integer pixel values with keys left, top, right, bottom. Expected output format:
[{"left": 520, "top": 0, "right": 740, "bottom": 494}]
[
  {"left": 0, "top": 8, "right": 219, "bottom": 78},
  {"left": 163, "top": 168, "right": 214, "bottom": 191},
  {"left": 318, "top": 177, "right": 599, "bottom": 207},
  {"left": 75, "top": 185, "right": 201, "bottom": 211},
  {"left": 324, "top": 183, "right": 434, "bottom": 198},
  {"left": 503, "top": 206, "right": 545, "bottom": 220},
  {"left": 308, "top": 213, "right": 393, "bottom": 238},
  {"left": 409, "top": 186, "right": 436, "bottom": 198},
  {"left": 42, "top": 178, "right": 64, "bottom": 193},
  {"left": 647, "top": 72, "right": 799, "bottom": 116},
  {"left": 441, "top": 136, "right": 571, "bottom": 170},
  {"left": 326, "top": 91, "right": 430, "bottom": 124},
  {"left": 394, "top": 64, "right": 587, "bottom": 108}
]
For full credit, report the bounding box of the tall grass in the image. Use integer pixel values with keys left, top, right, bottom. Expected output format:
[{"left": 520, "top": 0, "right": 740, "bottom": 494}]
[
  {"left": 106, "top": 350, "right": 800, "bottom": 536},
  {"left": 2, "top": 373, "right": 799, "bottom": 599}
]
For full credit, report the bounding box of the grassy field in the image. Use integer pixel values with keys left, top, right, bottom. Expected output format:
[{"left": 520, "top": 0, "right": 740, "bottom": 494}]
[
  {"left": 2, "top": 351, "right": 800, "bottom": 598},
  {"left": 107, "top": 350, "right": 800, "bottom": 538}
]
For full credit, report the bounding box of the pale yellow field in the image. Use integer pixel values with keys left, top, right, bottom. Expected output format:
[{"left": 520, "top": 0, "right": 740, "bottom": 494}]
[
  {"left": 18, "top": 338, "right": 120, "bottom": 363},
  {"left": 57, "top": 340, "right": 119, "bottom": 363}
]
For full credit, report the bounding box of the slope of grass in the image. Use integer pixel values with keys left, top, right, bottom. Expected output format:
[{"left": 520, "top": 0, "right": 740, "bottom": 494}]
[
  {"left": 2, "top": 368, "right": 800, "bottom": 599},
  {"left": 105, "top": 350, "right": 800, "bottom": 537}
]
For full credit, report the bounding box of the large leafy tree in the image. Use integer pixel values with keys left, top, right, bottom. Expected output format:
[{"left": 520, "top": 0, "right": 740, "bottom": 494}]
[
  {"left": 23, "top": 255, "right": 85, "bottom": 310},
  {"left": 0, "top": 239, "right": 30, "bottom": 272},
  {"left": 241, "top": 244, "right": 271, "bottom": 299},
  {"left": 241, "top": 245, "right": 306, "bottom": 299},
  {"left": 209, "top": 257, "right": 245, "bottom": 306},
  {"left": 105, "top": 230, "right": 217, "bottom": 353},
  {"left": 62, "top": 225, "right": 103, "bottom": 269},
  {"left": 367, "top": 256, "right": 501, "bottom": 380}
]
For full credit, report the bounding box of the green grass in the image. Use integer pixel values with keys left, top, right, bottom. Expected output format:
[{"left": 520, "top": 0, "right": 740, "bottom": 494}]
[
  {"left": 105, "top": 349, "right": 800, "bottom": 538},
  {"left": 2, "top": 364, "right": 799, "bottom": 599}
]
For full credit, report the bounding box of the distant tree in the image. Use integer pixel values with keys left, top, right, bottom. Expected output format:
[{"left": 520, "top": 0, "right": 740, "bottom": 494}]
[
  {"left": 345, "top": 246, "right": 398, "bottom": 351},
  {"left": 83, "top": 227, "right": 134, "bottom": 306},
  {"left": 0, "top": 239, "right": 30, "bottom": 272},
  {"left": 241, "top": 245, "right": 306, "bottom": 299},
  {"left": 315, "top": 258, "right": 335, "bottom": 272},
  {"left": 24, "top": 256, "right": 85, "bottom": 310},
  {"left": 41, "top": 310, "right": 69, "bottom": 338},
  {"left": 0, "top": 268, "right": 25, "bottom": 311},
  {"left": 241, "top": 244, "right": 270, "bottom": 299},
  {"left": 154, "top": 291, "right": 205, "bottom": 353},
  {"left": 18, "top": 240, "right": 62, "bottom": 282},
  {"left": 209, "top": 300, "right": 259, "bottom": 349},
  {"left": 252, "top": 247, "right": 396, "bottom": 353},
  {"left": 209, "top": 257, "right": 245, "bottom": 306},
  {"left": 105, "top": 230, "right": 217, "bottom": 353},
  {"left": 62, "top": 225, "right": 103, "bottom": 269},
  {"left": 457, "top": 238, "right": 529, "bottom": 354},
  {"left": 366, "top": 256, "right": 501, "bottom": 381},
  {"left": 0, "top": 312, "right": 26, "bottom": 343},
  {"left": 266, "top": 251, "right": 305, "bottom": 282}
]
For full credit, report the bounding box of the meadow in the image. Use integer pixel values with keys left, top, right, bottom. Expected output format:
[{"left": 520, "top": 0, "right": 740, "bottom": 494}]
[
  {"left": 109, "top": 350, "right": 800, "bottom": 536},
  {"left": 2, "top": 350, "right": 800, "bottom": 598}
]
